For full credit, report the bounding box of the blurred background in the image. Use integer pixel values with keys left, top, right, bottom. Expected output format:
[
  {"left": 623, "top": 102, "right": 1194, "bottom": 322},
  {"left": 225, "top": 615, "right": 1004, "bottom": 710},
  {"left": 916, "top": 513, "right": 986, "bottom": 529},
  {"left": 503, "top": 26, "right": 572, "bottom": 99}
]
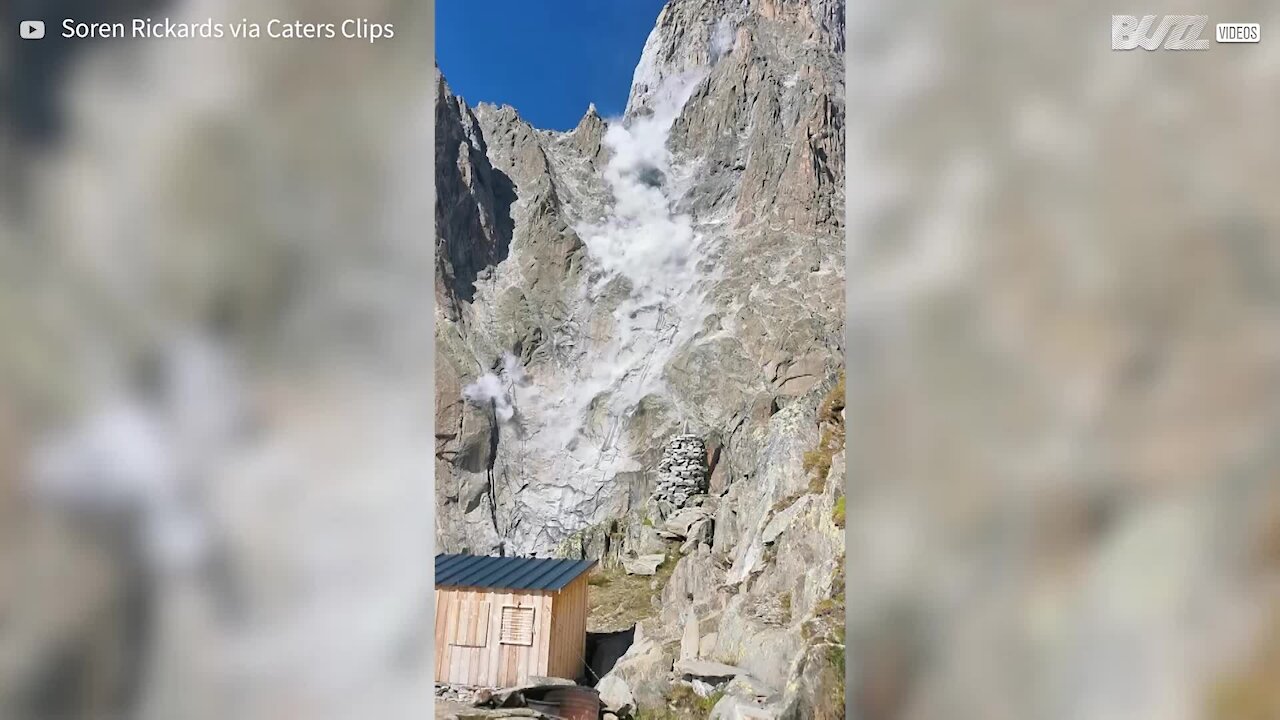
[
  {"left": 845, "top": 1, "right": 1280, "bottom": 719},
  {"left": 1, "top": 1, "right": 434, "bottom": 718}
]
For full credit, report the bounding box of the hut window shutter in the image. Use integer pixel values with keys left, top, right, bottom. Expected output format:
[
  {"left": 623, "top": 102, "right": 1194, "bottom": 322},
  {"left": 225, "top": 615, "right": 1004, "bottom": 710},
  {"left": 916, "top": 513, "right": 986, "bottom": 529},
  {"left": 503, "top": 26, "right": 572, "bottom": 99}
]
[
  {"left": 499, "top": 606, "right": 535, "bottom": 646},
  {"left": 450, "top": 600, "right": 489, "bottom": 647}
]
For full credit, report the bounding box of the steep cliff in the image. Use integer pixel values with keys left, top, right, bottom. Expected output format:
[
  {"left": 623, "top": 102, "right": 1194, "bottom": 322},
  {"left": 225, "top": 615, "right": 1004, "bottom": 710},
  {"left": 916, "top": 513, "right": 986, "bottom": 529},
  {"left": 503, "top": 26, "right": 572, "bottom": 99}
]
[
  {"left": 434, "top": 0, "right": 845, "bottom": 716},
  {"left": 435, "top": 0, "right": 844, "bottom": 555}
]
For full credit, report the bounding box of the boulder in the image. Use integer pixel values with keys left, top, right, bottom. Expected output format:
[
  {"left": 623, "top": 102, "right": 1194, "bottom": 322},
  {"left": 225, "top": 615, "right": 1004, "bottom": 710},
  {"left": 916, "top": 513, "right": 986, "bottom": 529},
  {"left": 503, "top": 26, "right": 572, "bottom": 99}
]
[
  {"left": 660, "top": 547, "right": 721, "bottom": 627},
  {"left": 761, "top": 496, "right": 811, "bottom": 545},
  {"left": 630, "top": 524, "right": 669, "bottom": 556},
  {"left": 675, "top": 659, "right": 750, "bottom": 681},
  {"left": 723, "top": 674, "right": 776, "bottom": 701},
  {"left": 712, "top": 500, "right": 740, "bottom": 556},
  {"left": 774, "top": 639, "right": 844, "bottom": 720},
  {"left": 678, "top": 519, "right": 713, "bottom": 554},
  {"left": 607, "top": 622, "right": 675, "bottom": 709},
  {"left": 708, "top": 694, "right": 780, "bottom": 720},
  {"left": 680, "top": 608, "right": 699, "bottom": 661},
  {"left": 727, "top": 625, "right": 800, "bottom": 691},
  {"left": 699, "top": 632, "right": 719, "bottom": 657},
  {"left": 711, "top": 671, "right": 783, "bottom": 719},
  {"left": 691, "top": 679, "right": 719, "bottom": 698},
  {"left": 623, "top": 553, "right": 665, "bottom": 576},
  {"left": 663, "top": 506, "right": 712, "bottom": 539},
  {"left": 595, "top": 673, "right": 635, "bottom": 715}
]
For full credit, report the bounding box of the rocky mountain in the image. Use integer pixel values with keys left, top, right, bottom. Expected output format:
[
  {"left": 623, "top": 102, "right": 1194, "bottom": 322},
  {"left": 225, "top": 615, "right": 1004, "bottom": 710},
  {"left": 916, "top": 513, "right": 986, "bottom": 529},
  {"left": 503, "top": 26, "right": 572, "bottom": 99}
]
[{"left": 434, "top": 0, "right": 846, "bottom": 716}]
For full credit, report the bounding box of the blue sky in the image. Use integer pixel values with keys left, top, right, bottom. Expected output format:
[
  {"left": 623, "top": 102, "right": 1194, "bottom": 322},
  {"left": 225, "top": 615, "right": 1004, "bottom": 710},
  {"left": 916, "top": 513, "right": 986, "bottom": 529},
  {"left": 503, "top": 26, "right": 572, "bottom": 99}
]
[{"left": 436, "top": 1, "right": 669, "bottom": 131}]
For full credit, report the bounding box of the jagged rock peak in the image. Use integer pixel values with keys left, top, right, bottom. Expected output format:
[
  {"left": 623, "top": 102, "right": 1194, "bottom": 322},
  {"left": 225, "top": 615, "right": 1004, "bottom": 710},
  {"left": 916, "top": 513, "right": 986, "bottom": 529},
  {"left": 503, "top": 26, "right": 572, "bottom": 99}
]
[
  {"left": 573, "top": 102, "right": 604, "bottom": 132},
  {"left": 436, "top": 74, "right": 489, "bottom": 156},
  {"left": 473, "top": 101, "right": 523, "bottom": 126},
  {"left": 569, "top": 102, "right": 608, "bottom": 164},
  {"left": 434, "top": 72, "right": 513, "bottom": 318}
]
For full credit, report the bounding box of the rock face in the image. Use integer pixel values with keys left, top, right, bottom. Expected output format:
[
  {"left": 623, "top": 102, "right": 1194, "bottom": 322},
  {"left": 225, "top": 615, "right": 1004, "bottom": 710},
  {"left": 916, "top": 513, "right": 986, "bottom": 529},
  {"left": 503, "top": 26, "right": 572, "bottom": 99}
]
[
  {"left": 435, "top": 74, "right": 516, "bottom": 321},
  {"left": 434, "top": 0, "right": 844, "bottom": 554},
  {"left": 435, "top": 0, "right": 845, "bottom": 715}
]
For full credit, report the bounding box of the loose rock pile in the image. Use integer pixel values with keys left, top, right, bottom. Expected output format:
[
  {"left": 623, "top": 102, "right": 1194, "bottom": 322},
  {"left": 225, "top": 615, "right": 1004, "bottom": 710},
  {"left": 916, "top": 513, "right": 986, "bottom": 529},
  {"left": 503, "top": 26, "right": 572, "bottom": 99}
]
[
  {"left": 654, "top": 434, "right": 709, "bottom": 510},
  {"left": 435, "top": 683, "right": 484, "bottom": 704}
]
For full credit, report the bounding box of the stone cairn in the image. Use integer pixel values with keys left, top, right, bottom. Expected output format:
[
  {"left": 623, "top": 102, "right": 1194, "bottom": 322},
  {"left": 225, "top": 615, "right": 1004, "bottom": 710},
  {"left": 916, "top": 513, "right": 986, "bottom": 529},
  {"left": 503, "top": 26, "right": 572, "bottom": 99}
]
[{"left": 654, "top": 433, "right": 709, "bottom": 510}]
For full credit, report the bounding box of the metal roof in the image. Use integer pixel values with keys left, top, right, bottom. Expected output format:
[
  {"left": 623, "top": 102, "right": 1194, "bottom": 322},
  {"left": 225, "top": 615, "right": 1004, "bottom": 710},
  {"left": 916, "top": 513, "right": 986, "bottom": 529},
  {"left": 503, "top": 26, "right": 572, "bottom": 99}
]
[{"left": 434, "top": 554, "right": 597, "bottom": 591}]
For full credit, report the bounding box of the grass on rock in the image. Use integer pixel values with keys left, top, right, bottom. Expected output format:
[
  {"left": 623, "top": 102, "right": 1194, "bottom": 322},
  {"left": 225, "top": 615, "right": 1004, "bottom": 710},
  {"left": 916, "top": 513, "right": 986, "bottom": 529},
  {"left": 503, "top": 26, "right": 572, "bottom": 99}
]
[{"left": 586, "top": 555, "right": 677, "bottom": 632}]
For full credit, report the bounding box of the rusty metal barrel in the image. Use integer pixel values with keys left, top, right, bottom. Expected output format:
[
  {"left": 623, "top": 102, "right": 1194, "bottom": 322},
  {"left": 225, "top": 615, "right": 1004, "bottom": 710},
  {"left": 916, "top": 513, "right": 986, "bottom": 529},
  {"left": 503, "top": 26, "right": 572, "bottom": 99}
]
[{"left": 527, "top": 685, "right": 601, "bottom": 720}]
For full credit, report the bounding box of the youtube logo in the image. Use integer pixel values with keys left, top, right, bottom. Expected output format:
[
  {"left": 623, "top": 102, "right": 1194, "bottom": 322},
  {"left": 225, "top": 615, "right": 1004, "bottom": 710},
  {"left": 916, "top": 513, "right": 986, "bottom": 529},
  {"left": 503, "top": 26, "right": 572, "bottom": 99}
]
[{"left": 20, "top": 20, "right": 45, "bottom": 40}]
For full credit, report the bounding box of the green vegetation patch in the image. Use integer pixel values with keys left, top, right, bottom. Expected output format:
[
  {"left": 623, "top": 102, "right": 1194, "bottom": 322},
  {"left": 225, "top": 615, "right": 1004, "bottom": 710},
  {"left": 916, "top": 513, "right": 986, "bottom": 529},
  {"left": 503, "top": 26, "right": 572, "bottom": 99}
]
[
  {"left": 586, "top": 556, "right": 677, "bottom": 633},
  {"left": 803, "top": 373, "right": 846, "bottom": 490}
]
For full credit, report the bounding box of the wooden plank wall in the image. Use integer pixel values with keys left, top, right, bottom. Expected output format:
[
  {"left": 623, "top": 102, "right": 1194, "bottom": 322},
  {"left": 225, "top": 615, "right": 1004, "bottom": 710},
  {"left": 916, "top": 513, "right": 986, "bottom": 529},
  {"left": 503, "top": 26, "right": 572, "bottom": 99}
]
[
  {"left": 547, "top": 576, "right": 590, "bottom": 681},
  {"left": 435, "top": 587, "right": 555, "bottom": 686}
]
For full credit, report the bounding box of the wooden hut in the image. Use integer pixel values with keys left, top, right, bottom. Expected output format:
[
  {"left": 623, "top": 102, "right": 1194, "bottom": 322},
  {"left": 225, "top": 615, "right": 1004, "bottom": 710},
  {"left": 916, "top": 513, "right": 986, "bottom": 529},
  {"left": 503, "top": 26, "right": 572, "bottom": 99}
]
[{"left": 434, "top": 553, "right": 596, "bottom": 687}]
